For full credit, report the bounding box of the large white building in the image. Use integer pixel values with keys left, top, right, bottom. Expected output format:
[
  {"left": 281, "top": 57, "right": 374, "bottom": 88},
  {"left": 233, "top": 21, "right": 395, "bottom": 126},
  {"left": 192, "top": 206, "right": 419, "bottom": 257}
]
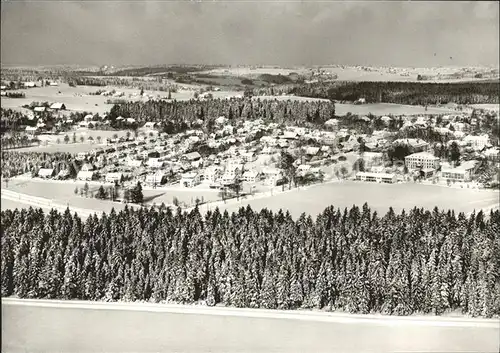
[
  {"left": 405, "top": 152, "right": 440, "bottom": 170},
  {"left": 441, "top": 161, "right": 477, "bottom": 183},
  {"left": 355, "top": 172, "right": 397, "bottom": 184},
  {"left": 463, "top": 134, "right": 489, "bottom": 151}
]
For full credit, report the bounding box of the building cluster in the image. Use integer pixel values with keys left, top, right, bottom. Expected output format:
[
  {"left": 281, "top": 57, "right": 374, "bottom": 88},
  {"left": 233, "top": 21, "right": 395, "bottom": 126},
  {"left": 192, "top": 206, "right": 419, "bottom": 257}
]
[{"left": 9, "top": 93, "right": 500, "bottom": 189}]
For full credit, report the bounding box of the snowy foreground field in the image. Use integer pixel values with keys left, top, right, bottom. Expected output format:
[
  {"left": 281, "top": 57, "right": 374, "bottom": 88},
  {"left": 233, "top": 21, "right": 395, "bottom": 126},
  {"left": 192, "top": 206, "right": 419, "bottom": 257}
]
[
  {"left": 2, "top": 298, "right": 499, "bottom": 353},
  {"left": 212, "top": 181, "right": 500, "bottom": 218},
  {"left": 2, "top": 180, "right": 499, "bottom": 219}
]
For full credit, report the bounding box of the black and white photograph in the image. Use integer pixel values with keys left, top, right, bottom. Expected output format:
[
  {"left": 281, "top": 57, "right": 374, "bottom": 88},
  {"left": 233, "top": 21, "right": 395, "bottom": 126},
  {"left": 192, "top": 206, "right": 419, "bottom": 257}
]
[{"left": 1, "top": 0, "right": 499, "bottom": 352}]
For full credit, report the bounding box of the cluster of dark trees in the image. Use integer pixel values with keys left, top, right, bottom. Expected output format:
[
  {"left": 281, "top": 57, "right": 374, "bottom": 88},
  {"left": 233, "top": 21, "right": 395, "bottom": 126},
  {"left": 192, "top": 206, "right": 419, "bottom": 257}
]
[
  {"left": 289, "top": 81, "right": 500, "bottom": 105},
  {"left": 1, "top": 134, "right": 39, "bottom": 151},
  {"left": 92, "top": 182, "right": 143, "bottom": 204},
  {"left": 1, "top": 151, "right": 77, "bottom": 178},
  {"left": 3, "top": 92, "right": 26, "bottom": 98},
  {"left": 103, "top": 65, "right": 211, "bottom": 77},
  {"left": 108, "top": 98, "right": 336, "bottom": 133},
  {"left": 396, "top": 125, "right": 455, "bottom": 145},
  {"left": 1, "top": 108, "right": 34, "bottom": 133},
  {"left": 2, "top": 204, "right": 498, "bottom": 317}
]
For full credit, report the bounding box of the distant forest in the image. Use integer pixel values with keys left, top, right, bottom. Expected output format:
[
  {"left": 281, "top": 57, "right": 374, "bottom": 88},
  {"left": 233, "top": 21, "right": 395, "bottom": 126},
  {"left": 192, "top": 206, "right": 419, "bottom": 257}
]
[
  {"left": 1, "top": 205, "right": 499, "bottom": 317},
  {"left": 290, "top": 81, "right": 500, "bottom": 105}
]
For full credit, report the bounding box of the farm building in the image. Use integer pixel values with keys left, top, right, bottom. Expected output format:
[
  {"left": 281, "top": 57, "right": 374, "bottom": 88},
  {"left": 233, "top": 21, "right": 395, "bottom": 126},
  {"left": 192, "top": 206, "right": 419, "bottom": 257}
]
[
  {"left": 50, "top": 102, "right": 66, "bottom": 111},
  {"left": 106, "top": 172, "right": 123, "bottom": 183},
  {"left": 33, "top": 107, "right": 46, "bottom": 113},
  {"left": 77, "top": 170, "right": 96, "bottom": 181},
  {"left": 405, "top": 152, "right": 440, "bottom": 171},
  {"left": 38, "top": 168, "right": 55, "bottom": 179},
  {"left": 355, "top": 172, "right": 397, "bottom": 184},
  {"left": 180, "top": 172, "right": 200, "bottom": 188}
]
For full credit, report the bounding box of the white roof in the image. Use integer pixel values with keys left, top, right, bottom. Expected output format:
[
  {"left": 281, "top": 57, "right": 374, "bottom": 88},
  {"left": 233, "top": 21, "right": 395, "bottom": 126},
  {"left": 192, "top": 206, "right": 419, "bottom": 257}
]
[
  {"left": 405, "top": 152, "right": 439, "bottom": 160},
  {"left": 50, "top": 102, "right": 65, "bottom": 109},
  {"left": 297, "top": 164, "right": 311, "bottom": 170},
  {"left": 38, "top": 168, "right": 54, "bottom": 176},
  {"left": 243, "top": 170, "right": 259, "bottom": 177},
  {"left": 324, "top": 119, "right": 339, "bottom": 125},
  {"left": 77, "top": 170, "right": 95, "bottom": 178},
  {"left": 181, "top": 172, "right": 198, "bottom": 179},
  {"left": 262, "top": 167, "right": 281, "bottom": 175}
]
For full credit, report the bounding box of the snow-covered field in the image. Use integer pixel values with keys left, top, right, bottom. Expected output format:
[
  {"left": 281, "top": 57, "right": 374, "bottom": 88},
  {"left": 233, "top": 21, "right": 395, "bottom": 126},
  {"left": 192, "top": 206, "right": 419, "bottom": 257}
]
[
  {"left": 213, "top": 181, "right": 500, "bottom": 218},
  {"left": 1, "top": 84, "right": 243, "bottom": 115},
  {"left": 334, "top": 103, "right": 455, "bottom": 116},
  {"left": 2, "top": 298, "right": 498, "bottom": 353}
]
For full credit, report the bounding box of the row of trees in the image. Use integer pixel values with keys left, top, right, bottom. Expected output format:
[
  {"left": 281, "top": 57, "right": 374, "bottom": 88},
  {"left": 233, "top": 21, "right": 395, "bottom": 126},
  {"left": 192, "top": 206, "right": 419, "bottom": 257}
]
[
  {"left": 1, "top": 204, "right": 498, "bottom": 317},
  {"left": 289, "top": 81, "right": 500, "bottom": 105},
  {"left": 1, "top": 133, "right": 39, "bottom": 150}
]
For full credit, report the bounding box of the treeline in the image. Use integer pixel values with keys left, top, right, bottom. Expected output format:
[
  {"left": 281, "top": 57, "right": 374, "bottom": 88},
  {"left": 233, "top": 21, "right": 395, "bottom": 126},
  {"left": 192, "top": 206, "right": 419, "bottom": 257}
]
[
  {"left": 108, "top": 98, "right": 335, "bottom": 133},
  {"left": 1, "top": 204, "right": 499, "bottom": 317},
  {"left": 66, "top": 76, "right": 179, "bottom": 93},
  {"left": 105, "top": 65, "right": 214, "bottom": 77},
  {"left": 289, "top": 81, "right": 500, "bottom": 105}
]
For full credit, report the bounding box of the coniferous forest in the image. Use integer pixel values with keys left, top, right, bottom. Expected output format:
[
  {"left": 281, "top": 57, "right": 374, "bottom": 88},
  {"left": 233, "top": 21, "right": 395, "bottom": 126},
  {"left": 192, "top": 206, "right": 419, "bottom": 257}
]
[{"left": 1, "top": 204, "right": 499, "bottom": 318}]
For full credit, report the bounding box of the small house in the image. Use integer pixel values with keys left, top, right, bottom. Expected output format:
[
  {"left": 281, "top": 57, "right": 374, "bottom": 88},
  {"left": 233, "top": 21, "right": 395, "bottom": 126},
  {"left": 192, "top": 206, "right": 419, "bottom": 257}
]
[
  {"left": 106, "top": 172, "right": 123, "bottom": 183},
  {"left": 203, "top": 166, "right": 224, "bottom": 184},
  {"left": 145, "top": 172, "right": 167, "bottom": 186},
  {"left": 77, "top": 170, "right": 96, "bottom": 181},
  {"left": 242, "top": 170, "right": 260, "bottom": 183},
  {"left": 180, "top": 172, "right": 200, "bottom": 188},
  {"left": 261, "top": 167, "right": 283, "bottom": 186}
]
